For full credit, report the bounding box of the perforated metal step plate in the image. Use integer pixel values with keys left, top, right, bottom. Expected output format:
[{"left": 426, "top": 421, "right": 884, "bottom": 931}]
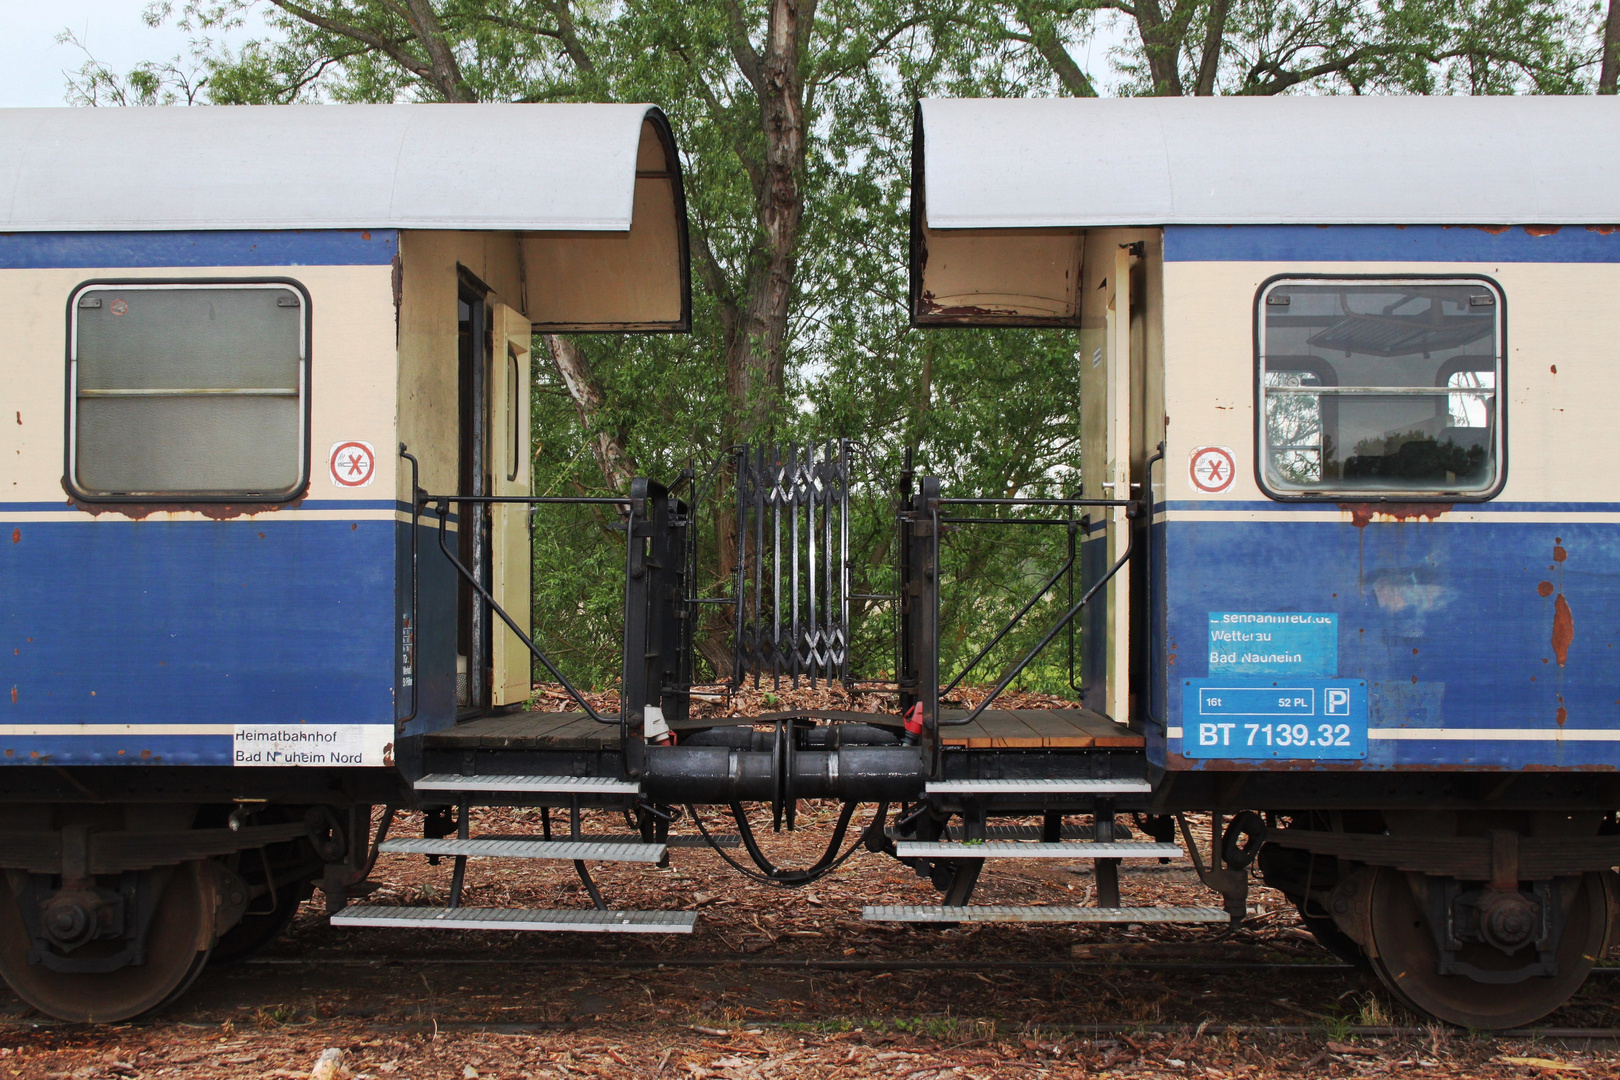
[
  {"left": 863, "top": 904, "right": 1228, "bottom": 924},
  {"left": 925, "top": 778, "right": 1151, "bottom": 795},
  {"left": 480, "top": 832, "right": 742, "bottom": 850},
  {"left": 886, "top": 824, "right": 1130, "bottom": 842},
  {"left": 893, "top": 841, "right": 1182, "bottom": 859},
  {"left": 379, "top": 838, "right": 665, "bottom": 862},
  {"left": 331, "top": 905, "right": 696, "bottom": 933},
  {"left": 414, "top": 774, "right": 641, "bottom": 795}
]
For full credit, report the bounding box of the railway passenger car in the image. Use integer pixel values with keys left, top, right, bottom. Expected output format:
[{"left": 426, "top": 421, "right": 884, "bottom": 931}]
[
  {"left": 0, "top": 102, "right": 691, "bottom": 1021},
  {"left": 9, "top": 93, "right": 1620, "bottom": 1034},
  {"left": 909, "top": 94, "right": 1620, "bottom": 1027}
]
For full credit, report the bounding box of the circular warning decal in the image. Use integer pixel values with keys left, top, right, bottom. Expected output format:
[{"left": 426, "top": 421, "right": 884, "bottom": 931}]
[
  {"left": 1189, "top": 446, "right": 1236, "bottom": 494},
  {"left": 109, "top": 299, "right": 128, "bottom": 316},
  {"left": 329, "top": 441, "right": 376, "bottom": 488}
]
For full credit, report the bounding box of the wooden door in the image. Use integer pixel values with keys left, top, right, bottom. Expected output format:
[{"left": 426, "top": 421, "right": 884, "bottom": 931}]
[{"left": 489, "top": 303, "right": 533, "bottom": 706}]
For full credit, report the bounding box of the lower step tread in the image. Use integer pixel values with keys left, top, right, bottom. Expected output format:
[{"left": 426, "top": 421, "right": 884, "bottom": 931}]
[
  {"left": 886, "top": 824, "right": 1134, "bottom": 842},
  {"left": 414, "top": 774, "right": 641, "bottom": 795},
  {"left": 480, "top": 833, "right": 741, "bottom": 850},
  {"left": 925, "top": 778, "right": 1151, "bottom": 795},
  {"left": 379, "top": 838, "right": 665, "bottom": 862},
  {"left": 331, "top": 905, "right": 696, "bottom": 933},
  {"left": 863, "top": 904, "right": 1228, "bottom": 924},
  {"left": 893, "top": 841, "right": 1181, "bottom": 859}
]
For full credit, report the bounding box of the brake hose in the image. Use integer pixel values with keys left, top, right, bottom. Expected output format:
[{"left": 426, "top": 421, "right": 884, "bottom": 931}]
[{"left": 688, "top": 801, "right": 888, "bottom": 887}]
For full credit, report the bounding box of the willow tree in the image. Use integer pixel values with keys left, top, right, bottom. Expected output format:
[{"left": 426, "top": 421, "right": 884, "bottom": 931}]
[{"left": 952, "top": 0, "right": 1600, "bottom": 96}]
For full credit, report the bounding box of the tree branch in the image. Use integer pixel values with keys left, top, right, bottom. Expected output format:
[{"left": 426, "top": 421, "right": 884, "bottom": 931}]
[
  {"left": 722, "top": 0, "right": 766, "bottom": 91},
  {"left": 264, "top": 0, "right": 436, "bottom": 83},
  {"left": 400, "top": 0, "right": 473, "bottom": 100},
  {"left": 542, "top": 334, "right": 635, "bottom": 491},
  {"left": 1014, "top": 4, "right": 1098, "bottom": 96}
]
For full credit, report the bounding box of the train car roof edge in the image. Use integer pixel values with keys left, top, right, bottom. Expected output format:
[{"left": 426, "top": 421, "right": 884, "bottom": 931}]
[
  {"left": 0, "top": 102, "right": 671, "bottom": 233},
  {"left": 916, "top": 96, "right": 1620, "bottom": 229}
]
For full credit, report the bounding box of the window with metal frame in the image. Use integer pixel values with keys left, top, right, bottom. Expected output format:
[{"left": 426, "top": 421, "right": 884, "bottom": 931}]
[
  {"left": 67, "top": 281, "right": 308, "bottom": 500},
  {"left": 1257, "top": 278, "right": 1502, "bottom": 498}
]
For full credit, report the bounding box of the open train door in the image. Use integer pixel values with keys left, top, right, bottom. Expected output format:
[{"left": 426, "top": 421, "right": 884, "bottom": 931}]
[
  {"left": 1099, "top": 244, "right": 1135, "bottom": 725},
  {"left": 489, "top": 302, "right": 533, "bottom": 707}
]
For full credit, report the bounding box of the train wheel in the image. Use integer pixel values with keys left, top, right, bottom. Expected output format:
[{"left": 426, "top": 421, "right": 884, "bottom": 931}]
[
  {"left": 0, "top": 860, "right": 217, "bottom": 1023},
  {"left": 211, "top": 875, "right": 307, "bottom": 964},
  {"left": 1366, "top": 867, "right": 1610, "bottom": 1029},
  {"left": 1296, "top": 907, "right": 1371, "bottom": 970}
]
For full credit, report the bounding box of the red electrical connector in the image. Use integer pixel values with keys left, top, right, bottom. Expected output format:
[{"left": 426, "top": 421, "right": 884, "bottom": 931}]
[{"left": 901, "top": 702, "right": 925, "bottom": 746}]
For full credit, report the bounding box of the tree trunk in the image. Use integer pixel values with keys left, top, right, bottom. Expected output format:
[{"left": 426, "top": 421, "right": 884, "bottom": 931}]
[
  {"left": 723, "top": 0, "right": 812, "bottom": 445},
  {"left": 402, "top": 0, "right": 473, "bottom": 100},
  {"left": 1132, "top": 0, "right": 1187, "bottom": 95},
  {"left": 1601, "top": 0, "right": 1620, "bottom": 94},
  {"left": 543, "top": 334, "right": 635, "bottom": 490},
  {"left": 1194, "top": 0, "right": 1232, "bottom": 95}
]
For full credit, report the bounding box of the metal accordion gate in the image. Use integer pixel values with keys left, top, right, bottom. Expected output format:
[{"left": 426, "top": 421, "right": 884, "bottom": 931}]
[{"left": 732, "top": 442, "right": 851, "bottom": 688}]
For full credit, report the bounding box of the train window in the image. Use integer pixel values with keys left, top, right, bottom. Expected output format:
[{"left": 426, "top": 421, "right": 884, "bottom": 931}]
[
  {"left": 1257, "top": 279, "right": 1502, "bottom": 498},
  {"left": 68, "top": 282, "right": 308, "bottom": 500},
  {"left": 507, "top": 342, "right": 520, "bottom": 483}
]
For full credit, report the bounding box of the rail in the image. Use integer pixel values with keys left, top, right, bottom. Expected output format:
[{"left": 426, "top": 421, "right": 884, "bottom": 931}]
[{"left": 934, "top": 444, "right": 1165, "bottom": 729}]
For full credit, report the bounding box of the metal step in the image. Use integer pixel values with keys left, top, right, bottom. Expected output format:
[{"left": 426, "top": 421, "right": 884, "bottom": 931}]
[
  {"left": 893, "top": 841, "right": 1182, "bottom": 859},
  {"left": 886, "top": 824, "right": 1133, "bottom": 843},
  {"left": 925, "top": 778, "right": 1151, "bottom": 795},
  {"left": 414, "top": 774, "right": 641, "bottom": 795},
  {"left": 331, "top": 905, "right": 696, "bottom": 933},
  {"left": 379, "top": 838, "right": 666, "bottom": 862},
  {"left": 863, "top": 904, "right": 1228, "bottom": 924},
  {"left": 480, "top": 832, "right": 741, "bottom": 850}
]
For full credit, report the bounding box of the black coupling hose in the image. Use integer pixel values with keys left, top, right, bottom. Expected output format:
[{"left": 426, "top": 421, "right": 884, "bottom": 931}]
[{"left": 641, "top": 745, "right": 927, "bottom": 804}]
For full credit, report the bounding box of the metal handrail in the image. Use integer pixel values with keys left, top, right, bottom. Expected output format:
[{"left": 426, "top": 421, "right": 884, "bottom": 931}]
[
  {"left": 937, "top": 516, "right": 1079, "bottom": 526},
  {"left": 940, "top": 541, "right": 1077, "bottom": 697},
  {"left": 427, "top": 496, "right": 617, "bottom": 727},
  {"left": 936, "top": 443, "right": 1166, "bottom": 729},
  {"left": 418, "top": 494, "right": 631, "bottom": 505},
  {"left": 398, "top": 446, "right": 422, "bottom": 727},
  {"left": 940, "top": 520, "right": 1135, "bottom": 728},
  {"left": 937, "top": 497, "right": 1133, "bottom": 507}
]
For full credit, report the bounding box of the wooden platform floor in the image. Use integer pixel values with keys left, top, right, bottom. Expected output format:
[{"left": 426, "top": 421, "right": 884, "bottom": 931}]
[
  {"left": 424, "top": 708, "right": 1142, "bottom": 752},
  {"left": 938, "top": 708, "right": 1141, "bottom": 749}
]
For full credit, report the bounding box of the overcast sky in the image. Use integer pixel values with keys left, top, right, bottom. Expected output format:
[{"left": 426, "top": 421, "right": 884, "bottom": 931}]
[{"left": 0, "top": 0, "right": 277, "bottom": 108}]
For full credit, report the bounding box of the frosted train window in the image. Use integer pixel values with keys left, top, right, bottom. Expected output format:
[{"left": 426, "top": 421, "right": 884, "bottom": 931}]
[
  {"left": 68, "top": 283, "right": 308, "bottom": 500},
  {"left": 1257, "top": 279, "right": 1502, "bottom": 498}
]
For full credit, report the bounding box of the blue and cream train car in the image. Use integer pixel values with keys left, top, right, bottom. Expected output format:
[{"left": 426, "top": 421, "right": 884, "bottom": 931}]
[
  {"left": 0, "top": 103, "right": 690, "bottom": 1020},
  {"left": 910, "top": 95, "right": 1620, "bottom": 1026}
]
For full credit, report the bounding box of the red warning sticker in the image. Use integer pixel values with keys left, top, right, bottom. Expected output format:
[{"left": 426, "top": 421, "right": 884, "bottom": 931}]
[
  {"left": 329, "top": 441, "right": 376, "bottom": 488},
  {"left": 1189, "top": 446, "right": 1236, "bottom": 494}
]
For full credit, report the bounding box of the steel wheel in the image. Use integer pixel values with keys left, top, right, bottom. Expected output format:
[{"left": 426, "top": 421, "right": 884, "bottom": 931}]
[
  {"left": 1297, "top": 906, "right": 1372, "bottom": 970},
  {"left": 0, "top": 860, "right": 216, "bottom": 1023},
  {"left": 1366, "top": 867, "right": 1610, "bottom": 1029},
  {"left": 210, "top": 879, "right": 304, "bottom": 964}
]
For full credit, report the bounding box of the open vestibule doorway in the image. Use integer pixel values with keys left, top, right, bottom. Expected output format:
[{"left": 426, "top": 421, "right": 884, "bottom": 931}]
[{"left": 456, "top": 279, "right": 534, "bottom": 713}]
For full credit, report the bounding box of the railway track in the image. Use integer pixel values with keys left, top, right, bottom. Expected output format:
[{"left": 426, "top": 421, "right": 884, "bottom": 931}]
[{"left": 239, "top": 954, "right": 1620, "bottom": 974}]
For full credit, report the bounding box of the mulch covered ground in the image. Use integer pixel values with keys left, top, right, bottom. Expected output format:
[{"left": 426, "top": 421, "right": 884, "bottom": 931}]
[{"left": 4, "top": 685, "right": 1618, "bottom": 1078}]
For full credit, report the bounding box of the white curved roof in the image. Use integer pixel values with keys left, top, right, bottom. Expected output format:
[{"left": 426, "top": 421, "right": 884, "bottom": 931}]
[
  {"left": 918, "top": 96, "right": 1620, "bottom": 228},
  {"left": 0, "top": 103, "right": 665, "bottom": 232}
]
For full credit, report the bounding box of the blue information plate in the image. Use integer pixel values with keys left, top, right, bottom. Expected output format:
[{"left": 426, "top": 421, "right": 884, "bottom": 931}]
[
  {"left": 1181, "top": 679, "right": 1368, "bottom": 760},
  {"left": 1208, "top": 612, "right": 1337, "bottom": 676}
]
